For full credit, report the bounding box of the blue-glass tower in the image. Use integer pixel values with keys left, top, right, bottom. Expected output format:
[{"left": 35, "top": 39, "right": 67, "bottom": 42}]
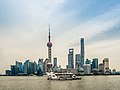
[
  {"left": 92, "top": 58, "right": 98, "bottom": 69},
  {"left": 68, "top": 48, "right": 74, "bottom": 69},
  {"left": 80, "top": 38, "right": 84, "bottom": 68}
]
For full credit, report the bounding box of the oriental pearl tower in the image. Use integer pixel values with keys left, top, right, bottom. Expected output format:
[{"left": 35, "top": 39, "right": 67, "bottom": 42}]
[{"left": 47, "top": 24, "right": 52, "bottom": 72}]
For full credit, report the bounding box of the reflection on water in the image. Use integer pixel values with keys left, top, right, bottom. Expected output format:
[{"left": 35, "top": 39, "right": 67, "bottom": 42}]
[{"left": 0, "top": 76, "right": 120, "bottom": 90}]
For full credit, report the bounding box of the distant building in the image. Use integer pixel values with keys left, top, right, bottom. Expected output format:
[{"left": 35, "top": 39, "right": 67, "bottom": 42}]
[
  {"left": 53, "top": 57, "right": 58, "bottom": 72},
  {"left": 85, "top": 59, "right": 91, "bottom": 64},
  {"left": 53, "top": 57, "right": 57, "bottom": 67},
  {"left": 23, "top": 60, "right": 37, "bottom": 75},
  {"left": 43, "top": 58, "right": 48, "bottom": 74},
  {"left": 80, "top": 38, "right": 85, "bottom": 68},
  {"left": 57, "top": 65, "right": 62, "bottom": 72},
  {"left": 33, "top": 61, "right": 37, "bottom": 74},
  {"left": 83, "top": 64, "right": 91, "bottom": 74},
  {"left": 28, "top": 62, "right": 34, "bottom": 74},
  {"left": 23, "top": 60, "right": 29, "bottom": 75},
  {"left": 75, "top": 54, "right": 81, "bottom": 69},
  {"left": 37, "top": 59, "right": 43, "bottom": 75},
  {"left": 91, "top": 58, "right": 98, "bottom": 74},
  {"left": 11, "top": 65, "right": 19, "bottom": 75},
  {"left": 38, "top": 59, "right": 43, "bottom": 71},
  {"left": 16, "top": 61, "right": 23, "bottom": 74},
  {"left": 18, "top": 65, "right": 24, "bottom": 74},
  {"left": 103, "top": 58, "right": 110, "bottom": 74},
  {"left": 98, "top": 63, "right": 104, "bottom": 74},
  {"left": 68, "top": 48, "right": 74, "bottom": 69},
  {"left": 112, "top": 69, "right": 116, "bottom": 74},
  {"left": 6, "top": 70, "right": 11, "bottom": 75},
  {"left": 91, "top": 58, "right": 98, "bottom": 70},
  {"left": 16, "top": 61, "right": 22, "bottom": 67}
]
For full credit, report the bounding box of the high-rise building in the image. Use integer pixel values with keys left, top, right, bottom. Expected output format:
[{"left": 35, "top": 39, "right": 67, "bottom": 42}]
[
  {"left": 103, "top": 58, "right": 110, "bottom": 74},
  {"left": 53, "top": 57, "right": 58, "bottom": 72},
  {"left": 16, "top": 61, "right": 23, "bottom": 73},
  {"left": 53, "top": 57, "right": 57, "bottom": 67},
  {"left": 28, "top": 62, "right": 34, "bottom": 74},
  {"left": 68, "top": 48, "right": 74, "bottom": 69},
  {"left": 23, "top": 60, "right": 29, "bottom": 75},
  {"left": 18, "top": 65, "right": 24, "bottom": 74},
  {"left": 43, "top": 58, "right": 49, "bottom": 74},
  {"left": 37, "top": 59, "right": 43, "bottom": 75},
  {"left": 98, "top": 63, "right": 104, "bottom": 74},
  {"left": 38, "top": 59, "right": 43, "bottom": 71},
  {"left": 33, "top": 61, "right": 37, "bottom": 74},
  {"left": 16, "top": 61, "right": 22, "bottom": 66},
  {"left": 91, "top": 58, "right": 98, "bottom": 69},
  {"left": 75, "top": 54, "right": 81, "bottom": 69},
  {"left": 47, "top": 25, "right": 53, "bottom": 72},
  {"left": 80, "top": 38, "right": 85, "bottom": 67},
  {"left": 83, "top": 64, "right": 91, "bottom": 74},
  {"left": 23, "top": 60, "right": 36, "bottom": 75},
  {"left": 11, "top": 65, "right": 18, "bottom": 75}
]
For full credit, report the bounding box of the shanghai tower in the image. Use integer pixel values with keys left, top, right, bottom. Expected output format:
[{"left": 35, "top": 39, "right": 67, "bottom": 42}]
[{"left": 80, "top": 38, "right": 84, "bottom": 68}]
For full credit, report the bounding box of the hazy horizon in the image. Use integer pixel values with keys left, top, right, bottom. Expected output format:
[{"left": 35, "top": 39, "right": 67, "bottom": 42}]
[{"left": 0, "top": 0, "right": 120, "bottom": 74}]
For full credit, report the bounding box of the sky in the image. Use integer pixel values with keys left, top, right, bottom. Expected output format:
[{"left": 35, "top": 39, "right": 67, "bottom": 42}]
[{"left": 0, "top": 0, "right": 120, "bottom": 74}]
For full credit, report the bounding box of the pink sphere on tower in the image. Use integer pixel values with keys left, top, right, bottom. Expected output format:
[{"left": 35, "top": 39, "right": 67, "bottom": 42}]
[{"left": 47, "top": 42, "right": 52, "bottom": 47}]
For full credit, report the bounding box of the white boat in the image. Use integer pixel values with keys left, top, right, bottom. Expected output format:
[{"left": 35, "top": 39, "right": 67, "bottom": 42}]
[{"left": 46, "top": 72, "right": 81, "bottom": 80}]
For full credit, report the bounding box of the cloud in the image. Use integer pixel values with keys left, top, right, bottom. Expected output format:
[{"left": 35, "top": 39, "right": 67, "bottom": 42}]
[
  {"left": 87, "top": 23, "right": 120, "bottom": 44},
  {"left": 0, "top": 0, "right": 67, "bottom": 26},
  {"left": 0, "top": 0, "right": 120, "bottom": 73},
  {"left": 61, "top": 5, "right": 120, "bottom": 47}
]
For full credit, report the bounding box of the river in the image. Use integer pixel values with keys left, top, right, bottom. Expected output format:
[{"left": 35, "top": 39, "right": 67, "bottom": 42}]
[{"left": 0, "top": 76, "right": 120, "bottom": 90}]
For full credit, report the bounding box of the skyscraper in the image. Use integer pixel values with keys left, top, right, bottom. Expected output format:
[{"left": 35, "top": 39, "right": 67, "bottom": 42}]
[
  {"left": 80, "top": 38, "right": 85, "bottom": 67},
  {"left": 103, "top": 58, "right": 110, "bottom": 74},
  {"left": 38, "top": 59, "right": 43, "bottom": 72},
  {"left": 91, "top": 58, "right": 98, "bottom": 69},
  {"left": 37, "top": 59, "right": 43, "bottom": 75},
  {"left": 75, "top": 54, "right": 81, "bottom": 69},
  {"left": 43, "top": 58, "right": 49, "bottom": 74},
  {"left": 23, "top": 60, "right": 29, "bottom": 75},
  {"left": 68, "top": 48, "right": 74, "bottom": 69},
  {"left": 16, "top": 61, "right": 22, "bottom": 67},
  {"left": 98, "top": 63, "right": 104, "bottom": 74},
  {"left": 53, "top": 57, "right": 58, "bottom": 72},
  {"left": 91, "top": 58, "right": 98, "bottom": 74},
  {"left": 16, "top": 61, "right": 23, "bottom": 73},
  {"left": 28, "top": 62, "right": 34, "bottom": 74},
  {"left": 47, "top": 25, "right": 53, "bottom": 72},
  {"left": 53, "top": 57, "right": 57, "bottom": 67},
  {"left": 33, "top": 61, "right": 37, "bottom": 74},
  {"left": 11, "top": 65, "right": 19, "bottom": 76}
]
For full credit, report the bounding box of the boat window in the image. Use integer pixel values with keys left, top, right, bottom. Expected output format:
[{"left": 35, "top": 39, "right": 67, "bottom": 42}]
[{"left": 53, "top": 75, "right": 55, "bottom": 77}]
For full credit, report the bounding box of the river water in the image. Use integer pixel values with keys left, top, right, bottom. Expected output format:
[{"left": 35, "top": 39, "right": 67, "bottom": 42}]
[{"left": 0, "top": 76, "right": 120, "bottom": 90}]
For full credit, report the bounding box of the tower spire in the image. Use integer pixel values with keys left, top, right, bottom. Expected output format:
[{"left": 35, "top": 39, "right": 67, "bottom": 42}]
[{"left": 49, "top": 24, "right": 51, "bottom": 42}]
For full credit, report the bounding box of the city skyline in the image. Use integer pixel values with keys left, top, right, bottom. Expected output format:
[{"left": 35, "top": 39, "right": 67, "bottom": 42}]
[{"left": 0, "top": 0, "right": 120, "bottom": 73}]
